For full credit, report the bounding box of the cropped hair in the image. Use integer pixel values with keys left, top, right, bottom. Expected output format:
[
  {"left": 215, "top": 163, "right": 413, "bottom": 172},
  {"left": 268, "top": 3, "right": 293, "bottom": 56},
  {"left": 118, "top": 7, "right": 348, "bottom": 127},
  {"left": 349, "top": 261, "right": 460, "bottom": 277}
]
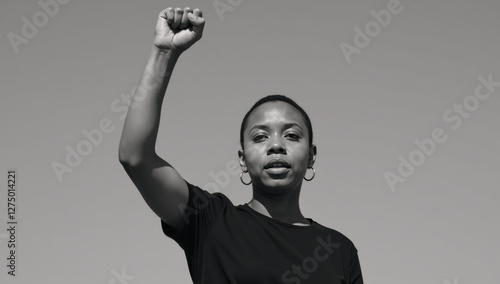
[{"left": 240, "top": 95, "right": 313, "bottom": 149}]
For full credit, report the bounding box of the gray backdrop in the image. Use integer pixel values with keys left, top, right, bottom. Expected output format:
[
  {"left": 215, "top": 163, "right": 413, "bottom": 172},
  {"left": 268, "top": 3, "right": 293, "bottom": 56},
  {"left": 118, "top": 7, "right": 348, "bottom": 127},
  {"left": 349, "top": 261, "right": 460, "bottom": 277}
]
[{"left": 1, "top": 0, "right": 499, "bottom": 283}]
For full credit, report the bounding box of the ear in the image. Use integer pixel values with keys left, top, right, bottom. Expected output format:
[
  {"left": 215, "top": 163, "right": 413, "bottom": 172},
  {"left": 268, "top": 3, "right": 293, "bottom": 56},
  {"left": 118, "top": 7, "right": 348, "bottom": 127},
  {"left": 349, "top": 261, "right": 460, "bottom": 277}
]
[
  {"left": 308, "top": 144, "right": 317, "bottom": 168},
  {"left": 238, "top": 147, "right": 246, "bottom": 169}
]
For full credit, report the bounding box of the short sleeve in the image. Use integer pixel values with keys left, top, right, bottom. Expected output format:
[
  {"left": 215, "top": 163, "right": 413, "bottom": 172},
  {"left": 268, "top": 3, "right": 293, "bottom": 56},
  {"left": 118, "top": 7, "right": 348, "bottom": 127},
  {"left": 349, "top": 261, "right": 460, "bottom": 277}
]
[
  {"left": 349, "top": 245, "right": 364, "bottom": 284},
  {"left": 160, "top": 179, "right": 225, "bottom": 256}
]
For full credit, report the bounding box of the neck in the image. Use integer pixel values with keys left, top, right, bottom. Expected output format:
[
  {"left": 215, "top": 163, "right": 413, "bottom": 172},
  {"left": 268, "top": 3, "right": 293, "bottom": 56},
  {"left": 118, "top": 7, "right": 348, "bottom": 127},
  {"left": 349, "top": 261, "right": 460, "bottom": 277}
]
[{"left": 248, "top": 183, "right": 311, "bottom": 226}]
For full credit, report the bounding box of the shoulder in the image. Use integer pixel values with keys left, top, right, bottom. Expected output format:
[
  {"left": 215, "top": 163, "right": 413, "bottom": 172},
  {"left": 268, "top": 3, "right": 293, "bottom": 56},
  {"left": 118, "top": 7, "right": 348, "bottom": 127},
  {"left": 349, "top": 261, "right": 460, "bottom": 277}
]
[
  {"left": 185, "top": 180, "right": 233, "bottom": 204},
  {"left": 312, "top": 222, "right": 358, "bottom": 252},
  {"left": 184, "top": 180, "right": 232, "bottom": 200}
]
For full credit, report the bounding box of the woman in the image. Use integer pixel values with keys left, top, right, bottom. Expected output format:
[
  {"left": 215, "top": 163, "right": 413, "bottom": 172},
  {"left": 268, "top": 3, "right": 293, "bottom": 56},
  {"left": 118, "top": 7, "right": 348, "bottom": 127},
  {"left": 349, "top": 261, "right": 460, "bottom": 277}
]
[{"left": 118, "top": 7, "right": 364, "bottom": 284}]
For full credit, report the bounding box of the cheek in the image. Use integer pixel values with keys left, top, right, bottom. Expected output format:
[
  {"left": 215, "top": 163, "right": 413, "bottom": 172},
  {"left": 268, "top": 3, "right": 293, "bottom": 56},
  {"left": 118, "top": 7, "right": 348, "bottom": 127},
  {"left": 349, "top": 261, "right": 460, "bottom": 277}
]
[
  {"left": 291, "top": 146, "right": 311, "bottom": 166},
  {"left": 243, "top": 146, "right": 262, "bottom": 167}
]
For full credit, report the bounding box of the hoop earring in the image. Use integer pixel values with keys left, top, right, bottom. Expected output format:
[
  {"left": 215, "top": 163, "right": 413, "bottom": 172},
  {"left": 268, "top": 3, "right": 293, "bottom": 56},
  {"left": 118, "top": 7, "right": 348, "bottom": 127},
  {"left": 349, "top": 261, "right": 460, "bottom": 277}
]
[
  {"left": 304, "top": 167, "right": 315, "bottom": 181},
  {"left": 240, "top": 170, "right": 252, "bottom": 185}
]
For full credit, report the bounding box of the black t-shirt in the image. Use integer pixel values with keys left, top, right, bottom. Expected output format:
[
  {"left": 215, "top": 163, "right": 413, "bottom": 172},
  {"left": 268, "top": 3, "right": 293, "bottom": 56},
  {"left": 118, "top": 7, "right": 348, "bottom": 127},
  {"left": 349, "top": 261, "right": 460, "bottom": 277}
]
[{"left": 161, "top": 180, "right": 364, "bottom": 284}]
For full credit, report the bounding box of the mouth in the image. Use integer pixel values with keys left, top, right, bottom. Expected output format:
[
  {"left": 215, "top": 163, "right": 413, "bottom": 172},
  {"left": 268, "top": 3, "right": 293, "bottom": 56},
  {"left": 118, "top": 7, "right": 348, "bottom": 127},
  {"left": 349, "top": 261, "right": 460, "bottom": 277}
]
[{"left": 264, "top": 159, "right": 291, "bottom": 175}]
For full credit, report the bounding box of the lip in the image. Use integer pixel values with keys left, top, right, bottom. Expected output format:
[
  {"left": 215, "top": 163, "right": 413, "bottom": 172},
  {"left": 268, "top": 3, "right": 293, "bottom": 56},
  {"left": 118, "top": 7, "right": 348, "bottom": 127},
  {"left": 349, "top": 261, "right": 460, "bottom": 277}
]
[
  {"left": 264, "top": 158, "right": 291, "bottom": 169},
  {"left": 265, "top": 167, "right": 290, "bottom": 175}
]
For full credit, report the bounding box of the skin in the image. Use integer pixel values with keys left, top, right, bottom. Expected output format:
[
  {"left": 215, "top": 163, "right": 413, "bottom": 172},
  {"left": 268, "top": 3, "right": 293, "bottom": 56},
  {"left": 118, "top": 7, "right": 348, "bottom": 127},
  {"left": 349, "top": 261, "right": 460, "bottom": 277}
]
[
  {"left": 120, "top": 6, "right": 317, "bottom": 230},
  {"left": 118, "top": 7, "right": 207, "bottom": 231},
  {"left": 238, "top": 101, "right": 317, "bottom": 226}
]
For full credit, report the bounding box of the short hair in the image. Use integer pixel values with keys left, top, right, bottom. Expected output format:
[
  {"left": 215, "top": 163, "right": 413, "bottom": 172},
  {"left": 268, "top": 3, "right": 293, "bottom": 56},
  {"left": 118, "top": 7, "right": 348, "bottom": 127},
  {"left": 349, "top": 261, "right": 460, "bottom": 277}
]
[{"left": 240, "top": 95, "right": 313, "bottom": 149}]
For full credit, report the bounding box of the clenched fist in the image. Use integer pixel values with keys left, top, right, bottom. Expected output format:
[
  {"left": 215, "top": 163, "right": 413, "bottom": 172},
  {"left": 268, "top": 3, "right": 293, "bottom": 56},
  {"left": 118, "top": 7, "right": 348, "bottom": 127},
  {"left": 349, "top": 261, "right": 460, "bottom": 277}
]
[{"left": 154, "top": 7, "right": 205, "bottom": 54}]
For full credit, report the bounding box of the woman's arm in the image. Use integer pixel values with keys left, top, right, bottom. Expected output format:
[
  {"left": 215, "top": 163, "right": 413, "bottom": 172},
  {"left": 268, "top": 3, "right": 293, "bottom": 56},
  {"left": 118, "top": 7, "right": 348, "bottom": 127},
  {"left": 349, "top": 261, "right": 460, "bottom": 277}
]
[{"left": 118, "top": 7, "right": 205, "bottom": 232}]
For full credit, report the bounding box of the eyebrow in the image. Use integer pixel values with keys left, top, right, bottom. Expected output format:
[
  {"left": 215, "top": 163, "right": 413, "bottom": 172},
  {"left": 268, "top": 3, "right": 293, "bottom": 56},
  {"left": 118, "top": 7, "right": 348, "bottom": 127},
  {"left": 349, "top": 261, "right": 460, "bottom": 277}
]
[{"left": 248, "top": 122, "right": 304, "bottom": 133}]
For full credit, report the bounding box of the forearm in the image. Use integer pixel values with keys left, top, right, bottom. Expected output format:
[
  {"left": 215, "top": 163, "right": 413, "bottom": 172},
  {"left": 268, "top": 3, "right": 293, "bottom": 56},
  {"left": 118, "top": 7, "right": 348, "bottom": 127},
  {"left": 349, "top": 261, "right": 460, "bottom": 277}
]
[{"left": 118, "top": 46, "right": 180, "bottom": 165}]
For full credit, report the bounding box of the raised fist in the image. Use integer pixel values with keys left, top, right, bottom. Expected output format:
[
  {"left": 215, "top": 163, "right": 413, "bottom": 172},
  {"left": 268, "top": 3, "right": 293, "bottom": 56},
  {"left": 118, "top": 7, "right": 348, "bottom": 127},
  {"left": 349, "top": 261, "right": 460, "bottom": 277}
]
[{"left": 154, "top": 7, "right": 205, "bottom": 54}]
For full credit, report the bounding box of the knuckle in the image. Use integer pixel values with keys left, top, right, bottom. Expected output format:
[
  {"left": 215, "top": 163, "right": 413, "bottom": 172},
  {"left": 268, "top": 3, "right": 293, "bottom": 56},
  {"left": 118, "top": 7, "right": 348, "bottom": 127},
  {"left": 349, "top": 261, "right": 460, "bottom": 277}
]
[{"left": 160, "top": 8, "right": 169, "bottom": 16}]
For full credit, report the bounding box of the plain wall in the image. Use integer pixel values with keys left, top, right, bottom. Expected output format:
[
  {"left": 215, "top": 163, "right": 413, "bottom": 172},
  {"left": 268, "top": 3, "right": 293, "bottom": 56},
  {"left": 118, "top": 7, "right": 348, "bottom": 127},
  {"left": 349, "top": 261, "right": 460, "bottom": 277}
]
[{"left": 1, "top": 0, "right": 499, "bottom": 283}]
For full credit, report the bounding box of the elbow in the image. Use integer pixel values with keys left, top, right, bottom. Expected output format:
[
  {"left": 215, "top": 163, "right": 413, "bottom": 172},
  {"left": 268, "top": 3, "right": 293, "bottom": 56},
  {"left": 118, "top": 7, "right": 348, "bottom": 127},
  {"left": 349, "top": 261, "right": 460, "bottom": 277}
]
[
  {"left": 118, "top": 143, "right": 130, "bottom": 164},
  {"left": 118, "top": 145, "right": 137, "bottom": 167},
  {"left": 119, "top": 156, "right": 142, "bottom": 169},
  {"left": 118, "top": 150, "right": 139, "bottom": 168},
  {"left": 118, "top": 137, "right": 156, "bottom": 167},
  {"left": 118, "top": 139, "right": 138, "bottom": 165},
  {"left": 118, "top": 153, "right": 132, "bottom": 167},
  {"left": 118, "top": 146, "right": 153, "bottom": 168}
]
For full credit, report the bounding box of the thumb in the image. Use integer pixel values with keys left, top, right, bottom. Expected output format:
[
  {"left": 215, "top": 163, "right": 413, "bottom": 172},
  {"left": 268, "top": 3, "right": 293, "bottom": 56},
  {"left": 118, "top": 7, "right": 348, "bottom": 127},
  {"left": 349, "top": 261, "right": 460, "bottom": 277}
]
[{"left": 188, "top": 13, "right": 205, "bottom": 34}]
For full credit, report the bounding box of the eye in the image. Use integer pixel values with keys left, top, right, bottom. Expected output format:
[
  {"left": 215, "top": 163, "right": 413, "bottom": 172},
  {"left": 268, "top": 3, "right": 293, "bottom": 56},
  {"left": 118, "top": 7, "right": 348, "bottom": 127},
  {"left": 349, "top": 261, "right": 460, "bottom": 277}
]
[
  {"left": 253, "top": 134, "right": 268, "bottom": 142},
  {"left": 285, "top": 132, "right": 300, "bottom": 140}
]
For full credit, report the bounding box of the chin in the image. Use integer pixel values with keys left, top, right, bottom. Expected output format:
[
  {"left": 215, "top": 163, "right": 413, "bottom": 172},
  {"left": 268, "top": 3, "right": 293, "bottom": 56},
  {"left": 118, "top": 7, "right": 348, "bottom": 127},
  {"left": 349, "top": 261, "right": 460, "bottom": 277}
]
[{"left": 261, "top": 179, "right": 295, "bottom": 192}]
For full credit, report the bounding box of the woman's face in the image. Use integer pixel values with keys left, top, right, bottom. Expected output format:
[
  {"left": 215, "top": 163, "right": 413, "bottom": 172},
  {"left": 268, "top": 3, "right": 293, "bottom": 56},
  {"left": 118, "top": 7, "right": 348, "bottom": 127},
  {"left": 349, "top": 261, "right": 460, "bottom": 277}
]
[{"left": 239, "top": 101, "right": 316, "bottom": 192}]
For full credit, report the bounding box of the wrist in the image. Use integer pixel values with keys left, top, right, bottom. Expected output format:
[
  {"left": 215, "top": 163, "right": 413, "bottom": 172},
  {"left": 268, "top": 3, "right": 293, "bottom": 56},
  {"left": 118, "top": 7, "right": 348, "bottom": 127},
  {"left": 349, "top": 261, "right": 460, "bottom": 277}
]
[
  {"left": 146, "top": 45, "right": 180, "bottom": 77},
  {"left": 151, "top": 45, "right": 181, "bottom": 61}
]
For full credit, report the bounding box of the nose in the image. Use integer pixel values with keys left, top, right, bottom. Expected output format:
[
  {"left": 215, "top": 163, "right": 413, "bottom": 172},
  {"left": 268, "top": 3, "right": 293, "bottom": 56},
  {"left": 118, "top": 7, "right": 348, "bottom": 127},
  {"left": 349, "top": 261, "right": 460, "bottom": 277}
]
[{"left": 267, "top": 136, "right": 286, "bottom": 155}]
